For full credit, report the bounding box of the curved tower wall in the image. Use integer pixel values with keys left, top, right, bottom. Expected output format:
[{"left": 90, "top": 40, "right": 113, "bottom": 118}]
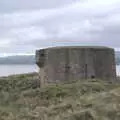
[{"left": 36, "top": 46, "right": 116, "bottom": 85}]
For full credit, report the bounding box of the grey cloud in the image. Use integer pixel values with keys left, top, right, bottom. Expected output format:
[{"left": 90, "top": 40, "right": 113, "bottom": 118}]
[
  {"left": 0, "top": 0, "right": 120, "bottom": 54},
  {"left": 0, "top": 0, "right": 80, "bottom": 13}
]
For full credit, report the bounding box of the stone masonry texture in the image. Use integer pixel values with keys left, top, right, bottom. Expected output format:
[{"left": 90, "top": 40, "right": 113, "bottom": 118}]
[{"left": 36, "top": 46, "right": 116, "bottom": 86}]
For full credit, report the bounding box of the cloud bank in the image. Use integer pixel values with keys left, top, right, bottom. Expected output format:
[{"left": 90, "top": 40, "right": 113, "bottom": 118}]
[{"left": 0, "top": 0, "right": 120, "bottom": 54}]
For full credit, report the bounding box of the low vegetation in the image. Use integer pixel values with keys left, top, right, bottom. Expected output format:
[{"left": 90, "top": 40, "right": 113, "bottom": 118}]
[{"left": 0, "top": 73, "right": 120, "bottom": 120}]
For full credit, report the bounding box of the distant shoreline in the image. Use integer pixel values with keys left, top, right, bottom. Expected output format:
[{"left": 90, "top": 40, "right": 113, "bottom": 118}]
[
  {"left": 0, "top": 63, "right": 35, "bottom": 65},
  {"left": 0, "top": 64, "right": 38, "bottom": 77},
  {"left": 0, "top": 53, "right": 120, "bottom": 65},
  {"left": 0, "top": 55, "right": 35, "bottom": 64}
]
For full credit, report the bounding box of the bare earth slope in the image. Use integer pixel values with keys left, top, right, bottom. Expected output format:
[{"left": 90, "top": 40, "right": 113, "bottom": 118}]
[{"left": 0, "top": 73, "right": 120, "bottom": 120}]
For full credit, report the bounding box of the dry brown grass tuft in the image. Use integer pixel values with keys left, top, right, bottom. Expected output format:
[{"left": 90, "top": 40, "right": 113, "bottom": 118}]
[{"left": 0, "top": 73, "right": 120, "bottom": 120}]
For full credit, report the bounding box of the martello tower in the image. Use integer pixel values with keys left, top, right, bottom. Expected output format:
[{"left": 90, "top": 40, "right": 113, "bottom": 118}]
[{"left": 36, "top": 46, "right": 116, "bottom": 86}]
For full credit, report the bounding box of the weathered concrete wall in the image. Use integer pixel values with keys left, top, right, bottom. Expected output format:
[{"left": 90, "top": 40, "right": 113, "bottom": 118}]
[{"left": 36, "top": 46, "right": 116, "bottom": 86}]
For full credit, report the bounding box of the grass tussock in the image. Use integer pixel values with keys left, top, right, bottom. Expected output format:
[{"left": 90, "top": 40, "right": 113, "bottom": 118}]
[{"left": 0, "top": 73, "right": 120, "bottom": 120}]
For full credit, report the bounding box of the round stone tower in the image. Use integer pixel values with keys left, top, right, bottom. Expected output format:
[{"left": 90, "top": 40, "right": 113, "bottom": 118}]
[{"left": 36, "top": 46, "right": 116, "bottom": 86}]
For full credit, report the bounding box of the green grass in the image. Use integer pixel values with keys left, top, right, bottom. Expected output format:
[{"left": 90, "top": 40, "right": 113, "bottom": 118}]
[{"left": 0, "top": 73, "right": 120, "bottom": 120}]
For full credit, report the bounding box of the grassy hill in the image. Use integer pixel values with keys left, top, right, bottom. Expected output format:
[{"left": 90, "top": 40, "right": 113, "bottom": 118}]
[{"left": 0, "top": 73, "right": 120, "bottom": 120}]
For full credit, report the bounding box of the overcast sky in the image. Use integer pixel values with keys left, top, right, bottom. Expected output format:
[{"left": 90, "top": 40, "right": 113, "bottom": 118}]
[{"left": 0, "top": 0, "right": 120, "bottom": 55}]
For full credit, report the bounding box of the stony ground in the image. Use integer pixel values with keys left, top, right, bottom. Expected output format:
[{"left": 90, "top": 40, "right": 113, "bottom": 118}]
[{"left": 0, "top": 73, "right": 120, "bottom": 120}]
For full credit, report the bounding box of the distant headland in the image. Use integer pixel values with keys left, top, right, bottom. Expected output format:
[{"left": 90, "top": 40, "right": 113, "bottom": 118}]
[{"left": 0, "top": 52, "right": 120, "bottom": 65}]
